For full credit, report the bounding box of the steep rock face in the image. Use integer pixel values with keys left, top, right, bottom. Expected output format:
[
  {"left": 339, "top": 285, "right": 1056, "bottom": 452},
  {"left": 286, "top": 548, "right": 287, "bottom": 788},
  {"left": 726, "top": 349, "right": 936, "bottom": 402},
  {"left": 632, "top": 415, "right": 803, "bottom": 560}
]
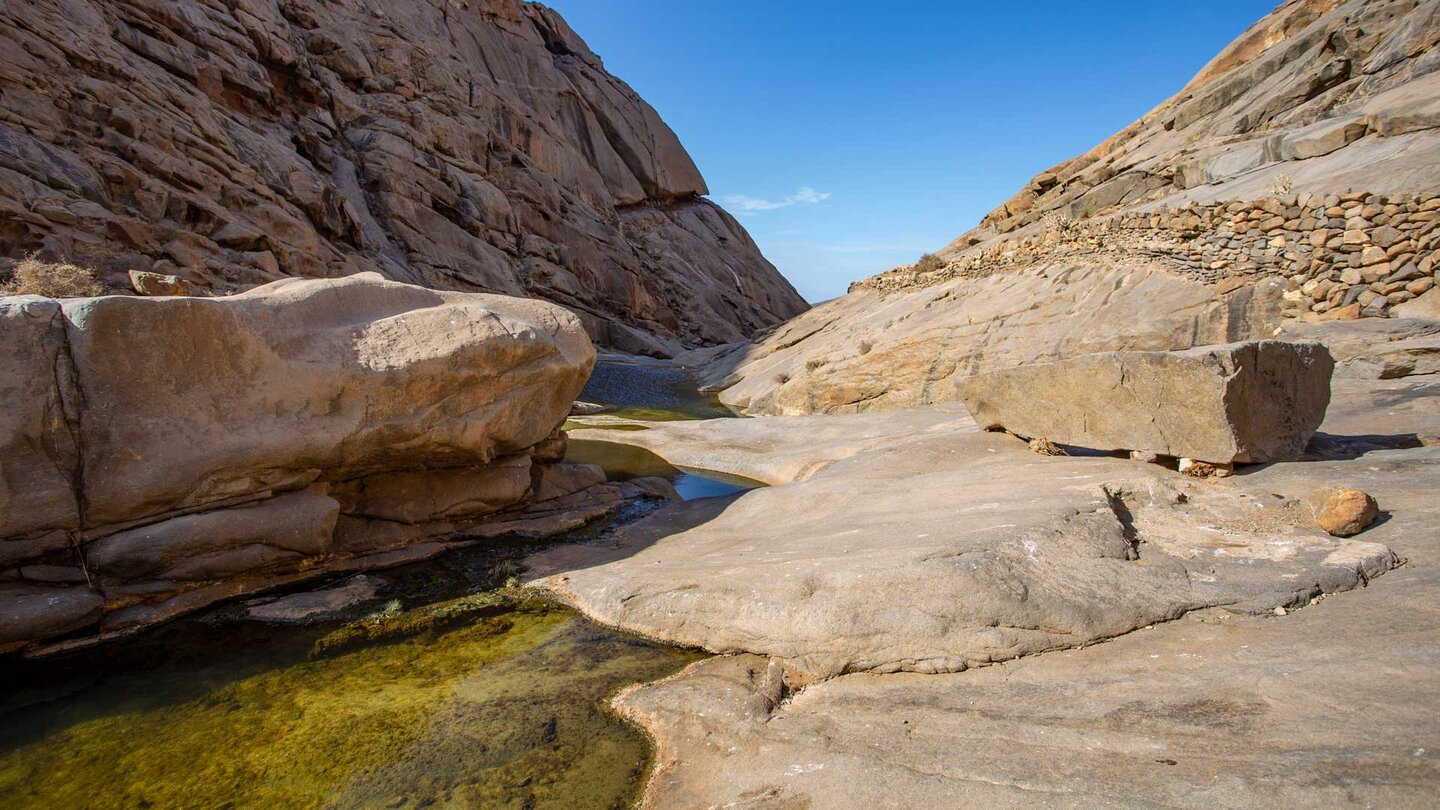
[
  {"left": 708, "top": 0, "right": 1440, "bottom": 413},
  {"left": 0, "top": 0, "right": 807, "bottom": 352},
  {"left": 0, "top": 273, "right": 675, "bottom": 653}
]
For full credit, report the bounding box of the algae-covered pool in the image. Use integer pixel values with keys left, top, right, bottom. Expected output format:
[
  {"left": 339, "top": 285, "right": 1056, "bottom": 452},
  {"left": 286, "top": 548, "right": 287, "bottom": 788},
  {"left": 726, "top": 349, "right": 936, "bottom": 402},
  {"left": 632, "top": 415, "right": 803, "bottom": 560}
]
[
  {"left": 0, "top": 542, "right": 704, "bottom": 809},
  {"left": 0, "top": 358, "right": 741, "bottom": 809}
]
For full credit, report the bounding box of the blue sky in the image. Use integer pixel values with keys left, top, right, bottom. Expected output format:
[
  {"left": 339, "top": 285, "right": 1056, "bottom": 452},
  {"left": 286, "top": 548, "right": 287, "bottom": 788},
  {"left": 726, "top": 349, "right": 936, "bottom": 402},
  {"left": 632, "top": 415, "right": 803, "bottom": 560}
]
[{"left": 545, "top": 1, "right": 1278, "bottom": 302}]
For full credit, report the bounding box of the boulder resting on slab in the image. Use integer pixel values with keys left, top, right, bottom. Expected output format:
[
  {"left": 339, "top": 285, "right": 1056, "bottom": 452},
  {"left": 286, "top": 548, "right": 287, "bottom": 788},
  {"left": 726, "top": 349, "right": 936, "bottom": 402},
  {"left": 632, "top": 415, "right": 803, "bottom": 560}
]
[
  {"left": 0, "top": 272, "right": 616, "bottom": 653},
  {"left": 957, "top": 340, "right": 1334, "bottom": 463}
]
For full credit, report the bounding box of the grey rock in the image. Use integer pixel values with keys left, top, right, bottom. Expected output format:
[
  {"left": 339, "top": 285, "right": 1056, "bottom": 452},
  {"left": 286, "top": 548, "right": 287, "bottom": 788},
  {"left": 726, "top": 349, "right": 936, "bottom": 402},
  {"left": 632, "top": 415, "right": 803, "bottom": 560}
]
[{"left": 0, "top": 584, "right": 102, "bottom": 645}]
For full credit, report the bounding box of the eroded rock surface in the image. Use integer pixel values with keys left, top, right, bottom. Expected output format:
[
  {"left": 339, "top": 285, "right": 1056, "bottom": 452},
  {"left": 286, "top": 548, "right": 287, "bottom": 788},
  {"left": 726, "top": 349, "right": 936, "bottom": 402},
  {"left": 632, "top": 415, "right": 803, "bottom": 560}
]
[
  {"left": 0, "top": 273, "right": 654, "bottom": 653},
  {"left": 958, "top": 339, "right": 1335, "bottom": 463},
  {"left": 0, "top": 0, "right": 807, "bottom": 351},
  {"left": 539, "top": 375, "right": 1438, "bottom": 808},
  {"left": 534, "top": 406, "right": 1396, "bottom": 679}
]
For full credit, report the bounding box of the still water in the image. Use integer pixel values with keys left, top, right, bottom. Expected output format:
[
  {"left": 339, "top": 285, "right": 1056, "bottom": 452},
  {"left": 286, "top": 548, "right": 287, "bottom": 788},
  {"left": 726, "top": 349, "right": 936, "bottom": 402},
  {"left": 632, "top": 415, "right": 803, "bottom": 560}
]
[{"left": 0, "top": 358, "right": 749, "bottom": 809}]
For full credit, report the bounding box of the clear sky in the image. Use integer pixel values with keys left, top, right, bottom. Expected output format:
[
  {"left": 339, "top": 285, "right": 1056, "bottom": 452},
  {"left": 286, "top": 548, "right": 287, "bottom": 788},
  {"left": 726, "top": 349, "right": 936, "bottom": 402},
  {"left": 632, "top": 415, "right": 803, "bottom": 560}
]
[{"left": 545, "top": 1, "right": 1278, "bottom": 302}]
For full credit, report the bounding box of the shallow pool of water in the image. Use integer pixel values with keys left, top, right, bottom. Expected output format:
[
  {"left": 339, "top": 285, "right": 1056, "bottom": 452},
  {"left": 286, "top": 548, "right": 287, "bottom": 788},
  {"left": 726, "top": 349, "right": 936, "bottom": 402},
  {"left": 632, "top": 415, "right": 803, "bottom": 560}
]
[
  {"left": 564, "top": 438, "right": 763, "bottom": 501},
  {"left": 578, "top": 360, "right": 735, "bottom": 421},
  {"left": 0, "top": 543, "right": 703, "bottom": 810}
]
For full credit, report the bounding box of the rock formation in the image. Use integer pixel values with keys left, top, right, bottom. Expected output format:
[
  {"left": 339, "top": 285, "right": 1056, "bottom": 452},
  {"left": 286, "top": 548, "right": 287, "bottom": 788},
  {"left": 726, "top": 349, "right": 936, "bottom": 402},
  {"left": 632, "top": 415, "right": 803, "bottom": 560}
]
[
  {"left": 0, "top": 0, "right": 808, "bottom": 354},
  {"left": 703, "top": 0, "right": 1440, "bottom": 414},
  {"left": 0, "top": 273, "right": 674, "bottom": 653},
  {"left": 533, "top": 405, "right": 1398, "bottom": 679},
  {"left": 958, "top": 339, "right": 1335, "bottom": 464}
]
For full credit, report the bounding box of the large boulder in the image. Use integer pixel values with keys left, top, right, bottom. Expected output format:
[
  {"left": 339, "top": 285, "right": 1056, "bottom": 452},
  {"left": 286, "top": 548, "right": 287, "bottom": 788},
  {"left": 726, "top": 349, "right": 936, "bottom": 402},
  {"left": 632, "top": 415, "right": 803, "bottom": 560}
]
[
  {"left": 62, "top": 272, "right": 594, "bottom": 527},
  {"left": 0, "top": 272, "right": 603, "bottom": 651},
  {"left": 957, "top": 340, "right": 1334, "bottom": 464}
]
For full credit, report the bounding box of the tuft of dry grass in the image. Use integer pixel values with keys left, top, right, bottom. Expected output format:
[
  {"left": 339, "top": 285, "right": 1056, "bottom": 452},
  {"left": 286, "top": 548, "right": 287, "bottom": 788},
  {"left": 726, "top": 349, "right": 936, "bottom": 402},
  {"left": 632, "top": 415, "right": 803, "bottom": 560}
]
[{"left": 1, "top": 256, "right": 104, "bottom": 298}]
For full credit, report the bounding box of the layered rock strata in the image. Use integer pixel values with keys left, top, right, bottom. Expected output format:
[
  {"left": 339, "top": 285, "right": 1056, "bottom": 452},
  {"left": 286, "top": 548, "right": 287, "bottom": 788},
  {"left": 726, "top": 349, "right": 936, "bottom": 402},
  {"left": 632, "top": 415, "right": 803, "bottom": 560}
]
[
  {"left": 957, "top": 340, "right": 1334, "bottom": 464},
  {"left": 0, "top": 272, "right": 661, "bottom": 653},
  {"left": 0, "top": 0, "right": 807, "bottom": 352}
]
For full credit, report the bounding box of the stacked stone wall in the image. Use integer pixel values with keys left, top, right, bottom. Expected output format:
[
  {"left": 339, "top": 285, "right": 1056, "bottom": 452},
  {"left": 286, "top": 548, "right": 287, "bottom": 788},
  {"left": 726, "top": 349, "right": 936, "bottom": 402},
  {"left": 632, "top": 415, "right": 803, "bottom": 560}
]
[{"left": 856, "top": 192, "right": 1440, "bottom": 320}]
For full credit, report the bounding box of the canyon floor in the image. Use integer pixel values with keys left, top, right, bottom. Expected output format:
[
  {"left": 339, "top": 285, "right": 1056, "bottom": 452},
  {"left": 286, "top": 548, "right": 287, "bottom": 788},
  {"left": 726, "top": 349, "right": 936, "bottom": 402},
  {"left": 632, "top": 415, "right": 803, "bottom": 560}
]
[{"left": 528, "top": 371, "right": 1440, "bottom": 808}]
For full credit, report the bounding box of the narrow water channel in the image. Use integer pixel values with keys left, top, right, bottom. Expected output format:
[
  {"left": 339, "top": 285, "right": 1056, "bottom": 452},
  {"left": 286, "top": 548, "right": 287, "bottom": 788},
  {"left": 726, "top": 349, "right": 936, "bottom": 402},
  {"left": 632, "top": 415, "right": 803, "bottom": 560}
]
[{"left": 0, "top": 359, "right": 750, "bottom": 810}]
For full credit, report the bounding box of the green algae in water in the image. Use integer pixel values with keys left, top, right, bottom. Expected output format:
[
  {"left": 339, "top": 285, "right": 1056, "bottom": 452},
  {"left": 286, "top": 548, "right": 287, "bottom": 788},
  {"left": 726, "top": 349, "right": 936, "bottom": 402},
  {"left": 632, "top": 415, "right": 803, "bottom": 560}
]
[{"left": 0, "top": 600, "right": 702, "bottom": 809}]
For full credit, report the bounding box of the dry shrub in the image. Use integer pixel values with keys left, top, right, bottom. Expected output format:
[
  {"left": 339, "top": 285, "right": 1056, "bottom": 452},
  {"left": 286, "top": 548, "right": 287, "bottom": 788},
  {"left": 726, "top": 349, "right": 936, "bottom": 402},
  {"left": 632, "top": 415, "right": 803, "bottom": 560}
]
[
  {"left": 858, "top": 339, "right": 874, "bottom": 355},
  {"left": 914, "top": 253, "right": 945, "bottom": 273},
  {"left": 1, "top": 256, "right": 104, "bottom": 298}
]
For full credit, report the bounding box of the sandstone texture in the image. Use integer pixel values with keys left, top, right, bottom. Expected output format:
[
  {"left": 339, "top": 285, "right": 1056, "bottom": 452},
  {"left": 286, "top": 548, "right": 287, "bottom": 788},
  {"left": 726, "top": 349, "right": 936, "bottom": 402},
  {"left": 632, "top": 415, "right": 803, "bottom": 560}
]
[
  {"left": 958, "top": 340, "right": 1334, "bottom": 463},
  {"left": 704, "top": 0, "right": 1440, "bottom": 414},
  {"left": 0, "top": 273, "right": 665, "bottom": 653},
  {"left": 1309, "top": 486, "right": 1380, "bottom": 536},
  {"left": 0, "top": 0, "right": 807, "bottom": 353},
  {"left": 539, "top": 371, "right": 1437, "bottom": 807},
  {"left": 536, "top": 405, "right": 1397, "bottom": 679}
]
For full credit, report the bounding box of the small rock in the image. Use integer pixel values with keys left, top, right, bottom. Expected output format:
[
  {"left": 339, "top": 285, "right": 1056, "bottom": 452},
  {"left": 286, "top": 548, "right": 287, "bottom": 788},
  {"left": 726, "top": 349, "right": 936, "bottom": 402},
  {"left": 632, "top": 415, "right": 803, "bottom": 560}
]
[
  {"left": 1307, "top": 487, "right": 1379, "bottom": 537},
  {"left": 570, "top": 401, "right": 606, "bottom": 416},
  {"left": 128, "top": 269, "right": 190, "bottom": 296},
  {"left": 1273, "top": 606, "right": 1288, "bottom": 617},
  {"left": 1129, "top": 450, "right": 1159, "bottom": 463}
]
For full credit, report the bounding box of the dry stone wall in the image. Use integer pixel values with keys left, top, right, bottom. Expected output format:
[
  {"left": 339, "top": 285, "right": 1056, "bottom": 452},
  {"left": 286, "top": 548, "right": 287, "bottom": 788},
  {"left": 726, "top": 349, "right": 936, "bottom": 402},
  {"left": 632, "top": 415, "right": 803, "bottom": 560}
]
[{"left": 857, "top": 191, "right": 1440, "bottom": 321}]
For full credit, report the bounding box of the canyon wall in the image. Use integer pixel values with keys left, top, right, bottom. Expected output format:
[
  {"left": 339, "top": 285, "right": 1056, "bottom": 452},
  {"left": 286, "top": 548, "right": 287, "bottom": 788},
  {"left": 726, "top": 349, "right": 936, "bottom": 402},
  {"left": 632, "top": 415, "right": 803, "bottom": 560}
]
[
  {"left": 0, "top": 0, "right": 808, "bottom": 353},
  {"left": 706, "top": 0, "right": 1440, "bottom": 414}
]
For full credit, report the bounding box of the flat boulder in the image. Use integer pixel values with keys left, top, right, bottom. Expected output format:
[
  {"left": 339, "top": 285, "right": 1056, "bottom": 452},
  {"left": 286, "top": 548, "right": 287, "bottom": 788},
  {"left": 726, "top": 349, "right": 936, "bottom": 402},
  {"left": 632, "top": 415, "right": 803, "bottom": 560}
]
[
  {"left": 61, "top": 272, "right": 595, "bottom": 526},
  {"left": 957, "top": 340, "right": 1334, "bottom": 464}
]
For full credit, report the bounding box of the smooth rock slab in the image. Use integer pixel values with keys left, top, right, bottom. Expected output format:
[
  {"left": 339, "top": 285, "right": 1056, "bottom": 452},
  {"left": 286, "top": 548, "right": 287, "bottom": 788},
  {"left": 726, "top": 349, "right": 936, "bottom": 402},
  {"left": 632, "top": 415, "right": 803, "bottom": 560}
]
[
  {"left": 957, "top": 340, "right": 1334, "bottom": 463},
  {"left": 0, "top": 584, "right": 103, "bottom": 645},
  {"left": 61, "top": 272, "right": 594, "bottom": 526},
  {"left": 85, "top": 491, "right": 340, "bottom": 582},
  {"left": 531, "top": 406, "right": 1394, "bottom": 679}
]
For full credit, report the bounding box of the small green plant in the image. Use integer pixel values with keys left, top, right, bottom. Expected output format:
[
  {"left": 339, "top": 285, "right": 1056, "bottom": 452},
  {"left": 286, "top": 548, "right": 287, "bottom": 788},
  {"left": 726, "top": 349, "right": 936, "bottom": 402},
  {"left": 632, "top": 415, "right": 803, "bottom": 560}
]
[{"left": 1, "top": 255, "right": 104, "bottom": 298}]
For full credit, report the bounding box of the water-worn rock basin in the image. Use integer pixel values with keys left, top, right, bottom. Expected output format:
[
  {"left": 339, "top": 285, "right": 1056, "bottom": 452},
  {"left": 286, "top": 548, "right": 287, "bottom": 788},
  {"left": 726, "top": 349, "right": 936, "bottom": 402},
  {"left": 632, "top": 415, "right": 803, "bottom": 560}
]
[{"left": 0, "top": 540, "right": 703, "bottom": 810}]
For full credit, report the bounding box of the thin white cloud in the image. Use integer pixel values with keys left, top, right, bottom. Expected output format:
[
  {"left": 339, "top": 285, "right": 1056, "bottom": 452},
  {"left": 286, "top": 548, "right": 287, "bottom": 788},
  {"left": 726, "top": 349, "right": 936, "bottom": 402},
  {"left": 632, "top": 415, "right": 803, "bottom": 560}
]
[{"left": 721, "top": 186, "right": 832, "bottom": 213}]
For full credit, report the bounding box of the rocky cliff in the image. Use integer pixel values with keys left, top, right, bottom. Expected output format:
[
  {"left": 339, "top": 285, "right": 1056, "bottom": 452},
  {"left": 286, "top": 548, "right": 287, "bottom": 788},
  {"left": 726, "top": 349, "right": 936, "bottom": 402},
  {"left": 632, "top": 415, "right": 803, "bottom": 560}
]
[
  {"left": 705, "top": 0, "right": 1440, "bottom": 413},
  {"left": 0, "top": 0, "right": 808, "bottom": 354}
]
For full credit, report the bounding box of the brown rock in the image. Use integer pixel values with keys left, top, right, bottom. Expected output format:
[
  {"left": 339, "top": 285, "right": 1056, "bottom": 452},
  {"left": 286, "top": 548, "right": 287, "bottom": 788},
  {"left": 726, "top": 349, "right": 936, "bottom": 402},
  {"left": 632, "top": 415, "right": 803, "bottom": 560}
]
[
  {"left": 60, "top": 273, "right": 594, "bottom": 526},
  {"left": 128, "top": 270, "right": 190, "bottom": 296},
  {"left": 332, "top": 455, "right": 533, "bottom": 524},
  {"left": 1307, "top": 487, "right": 1379, "bottom": 537},
  {"left": 0, "top": 0, "right": 807, "bottom": 350},
  {"left": 0, "top": 298, "right": 80, "bottom": 539},
  {"left": 85, "top": 491, "right": 340, "bottom": 582},
  {"left": 957, "top": 341, "right": 1334, "bottom": 464}
]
